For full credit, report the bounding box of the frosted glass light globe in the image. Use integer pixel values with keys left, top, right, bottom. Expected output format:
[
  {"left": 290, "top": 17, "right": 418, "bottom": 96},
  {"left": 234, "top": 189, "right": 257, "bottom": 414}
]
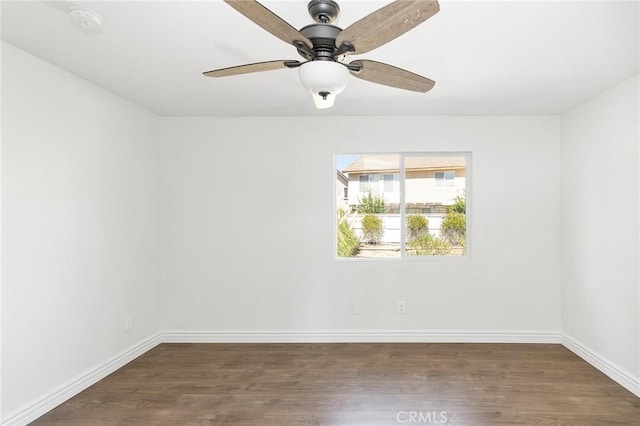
[{"left": 298, "top": 61, "right": 349, "bottom": 109}]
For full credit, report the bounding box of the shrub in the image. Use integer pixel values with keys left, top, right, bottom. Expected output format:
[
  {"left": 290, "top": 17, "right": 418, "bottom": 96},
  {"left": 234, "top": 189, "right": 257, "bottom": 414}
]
[
  {"left": 407, "top": 215, "right": 428, "bottom": 240},
  {"left": 361, "top": 214, "right": 384, "bottom": 244},
  {"left": 441, "top": 211, "right": 466, "bottom": 246},
  {"left": 357, "top": 191, "right": 387, "bottom": 214},
  {"left": 449, "top": 194, "right": 466, "bottom": 214},
  {"left": 337, "top": 220, "right": 359, "bottom": 257},
  {"left": 407, "top": 233, "right": 452, "bottom": 256}
]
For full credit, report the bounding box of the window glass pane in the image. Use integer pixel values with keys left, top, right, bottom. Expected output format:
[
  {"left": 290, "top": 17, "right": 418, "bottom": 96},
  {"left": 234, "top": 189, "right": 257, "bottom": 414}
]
[
  {"left": 445, "top": 171, "right": 455, "bottom": 187},
  {"left": 405, "top": 156, "right": 466, "bottom": 256},
  {"left": 337, "top": 154, "right": 400, "bottom": 259},
  {"left": 359, "top": 175, "right": 369, "bottom": 193},
  {"left": 383, "top": 174, "right": 394, "bottom": 192}
]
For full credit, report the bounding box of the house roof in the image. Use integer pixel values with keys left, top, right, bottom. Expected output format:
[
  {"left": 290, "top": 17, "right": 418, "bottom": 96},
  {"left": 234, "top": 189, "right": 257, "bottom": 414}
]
[
  {"left": 336, "top": 170, "right": 348, "bottom": 186},
  {"left": 342, "top": 155, "right": 466, "bottom": 174}
]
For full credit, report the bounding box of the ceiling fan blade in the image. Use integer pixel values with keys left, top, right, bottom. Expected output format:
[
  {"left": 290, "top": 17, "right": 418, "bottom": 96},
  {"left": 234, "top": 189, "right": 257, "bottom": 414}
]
[
  {"left": 349, "top": 60, "right": 435, "bottom": 92},
  {"left": 203, "top": 60, "right": 301, "bottom": 78},
  {"left": 224, "top": 0, "right": 313, "bottom": 50},
  {"left": 336, "top": 0, "right": 439, "bottom": 55}
]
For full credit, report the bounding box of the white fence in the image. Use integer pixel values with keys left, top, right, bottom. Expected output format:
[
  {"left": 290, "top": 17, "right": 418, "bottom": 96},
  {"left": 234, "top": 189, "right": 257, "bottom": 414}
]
[{"left": 347, "top": 214, "right": 444, "bottom": 243}]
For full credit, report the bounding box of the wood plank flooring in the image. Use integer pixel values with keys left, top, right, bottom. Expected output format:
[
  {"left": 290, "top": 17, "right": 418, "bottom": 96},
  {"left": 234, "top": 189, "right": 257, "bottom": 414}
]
[{"left": 32, "top": 343, "right": 640, "bottom": 425}]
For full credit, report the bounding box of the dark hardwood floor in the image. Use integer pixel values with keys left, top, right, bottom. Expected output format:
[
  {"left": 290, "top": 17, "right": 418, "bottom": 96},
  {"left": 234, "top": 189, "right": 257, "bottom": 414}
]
[{"left": 32, "top": 343, "right": 640, "bottom": 425}]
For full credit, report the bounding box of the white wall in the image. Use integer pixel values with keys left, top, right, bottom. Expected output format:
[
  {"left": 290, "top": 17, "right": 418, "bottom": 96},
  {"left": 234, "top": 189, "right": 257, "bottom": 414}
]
[
  {"left": 561, "top": 74, "right": 640, "bottom": 379},
  {"left": 0, "top": 34, "right": 4, "bottom": 424},
  {"left": 1, "top": 42, "right": 161, "bottom": 419},
  {"left": 160, "top": 116, "right": 562, "bottom": 333}
]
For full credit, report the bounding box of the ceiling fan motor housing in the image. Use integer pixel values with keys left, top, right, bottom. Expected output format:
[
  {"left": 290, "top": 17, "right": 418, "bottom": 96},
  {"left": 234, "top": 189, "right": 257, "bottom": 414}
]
[
  {"left": 308, "top": 0, "right": 340, "bottom": 24},
  {"left": 298, "top": 24, "right": 342, "bottom": 61}
]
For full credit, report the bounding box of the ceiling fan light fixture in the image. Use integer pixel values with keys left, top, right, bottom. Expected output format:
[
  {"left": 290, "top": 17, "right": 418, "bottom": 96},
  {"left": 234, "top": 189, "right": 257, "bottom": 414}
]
[
  {"left": 205, "top": 0, "right": 440, "bottom": 109},
  {"left": 298, "top": 60, "right": 348, "bottom": 109}
]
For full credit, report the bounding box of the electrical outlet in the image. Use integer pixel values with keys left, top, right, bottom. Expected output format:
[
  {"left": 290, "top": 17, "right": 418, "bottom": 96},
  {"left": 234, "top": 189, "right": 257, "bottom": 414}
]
[
  {"left": 124, "top": 315, "right": 133, "bottom": 331},
  {"left": 398, "top": 301, "right": 406, "bottom": 314},
  {"left": 353, "top": 301, "right": 362, "bottom": 315}
]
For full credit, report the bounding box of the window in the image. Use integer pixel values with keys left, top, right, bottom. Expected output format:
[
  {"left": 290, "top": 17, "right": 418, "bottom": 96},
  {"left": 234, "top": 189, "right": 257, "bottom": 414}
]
[
  {"left": 435, "top": 171, "right": 455, "bottom": 187},
  {"left": 336, "top": 153, "right": 469, "bottom": 259},
  {"left": 359, "top": 175, "right": 370, "bottom": 193},
  {"left": 383, "top": 174, "right": 394, "bottom": 192}
]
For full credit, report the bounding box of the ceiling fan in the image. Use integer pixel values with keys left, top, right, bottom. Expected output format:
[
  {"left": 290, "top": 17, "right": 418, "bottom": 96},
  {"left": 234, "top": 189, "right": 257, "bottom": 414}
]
[{"left": 203, "top": 0, "right": 440, "bottom": 109}]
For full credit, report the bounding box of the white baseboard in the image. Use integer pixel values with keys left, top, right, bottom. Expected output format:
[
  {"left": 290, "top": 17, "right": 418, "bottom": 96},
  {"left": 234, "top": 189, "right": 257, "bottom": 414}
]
[
  {"left": 161, "top": 329, "right": 562, "bottom": 344},
  {"left": 1, "top": 333, "right": 162, "bottom": 426},
  {"left": 562, "top": 334, "right": 640, "bottom": 398}
]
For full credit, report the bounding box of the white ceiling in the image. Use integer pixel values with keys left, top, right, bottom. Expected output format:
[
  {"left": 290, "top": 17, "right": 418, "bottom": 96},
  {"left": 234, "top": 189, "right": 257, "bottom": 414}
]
[{"left": 2, "top": 0, "right": 638, "bottom": 116}]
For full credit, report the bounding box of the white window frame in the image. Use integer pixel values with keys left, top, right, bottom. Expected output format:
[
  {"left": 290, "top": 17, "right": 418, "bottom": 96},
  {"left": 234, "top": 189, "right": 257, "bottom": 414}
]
[{"left": 335, "top": 152, "right": 472, "bottom": 261}]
